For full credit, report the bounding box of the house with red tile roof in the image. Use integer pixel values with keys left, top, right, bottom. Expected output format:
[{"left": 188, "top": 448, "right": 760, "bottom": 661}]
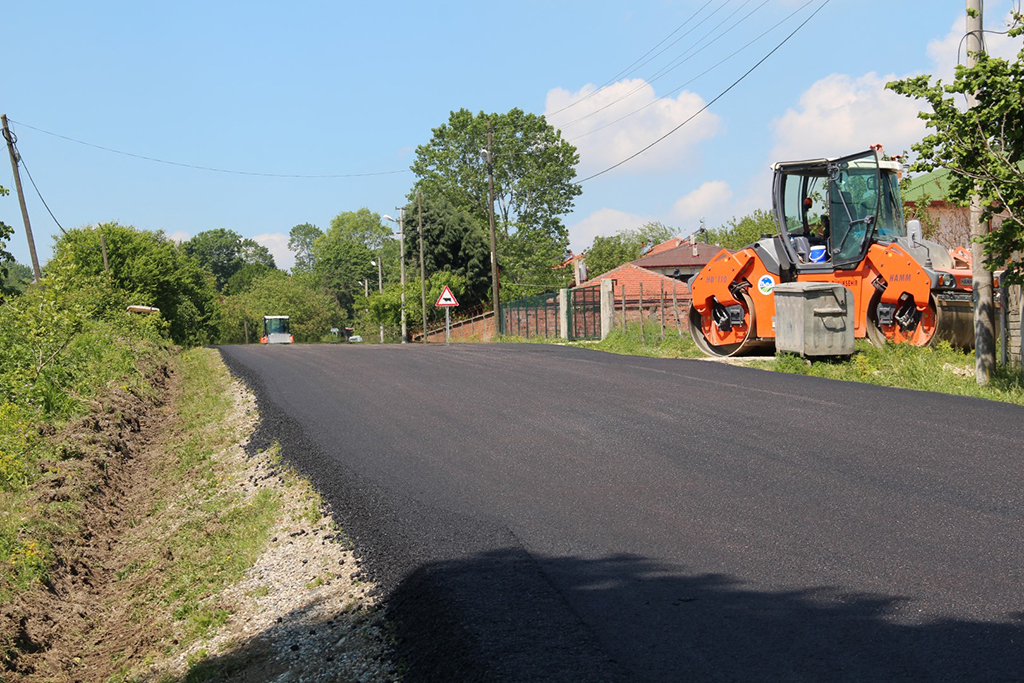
[
  {"left": 576, "top": 262, "right": 689, "bottom": 302},
  {"left": 632, "top": 239, "right": 727, "bottom": 280}
]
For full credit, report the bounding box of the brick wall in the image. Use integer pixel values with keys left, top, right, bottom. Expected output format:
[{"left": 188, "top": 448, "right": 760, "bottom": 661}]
[{"left": 420, "top": 311, "right": 498, "bottom": 342}]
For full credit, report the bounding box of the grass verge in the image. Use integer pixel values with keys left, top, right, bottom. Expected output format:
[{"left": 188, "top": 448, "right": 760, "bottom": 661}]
[{"left": 568, "top": 322, "right": 1024, "bottom": 406}]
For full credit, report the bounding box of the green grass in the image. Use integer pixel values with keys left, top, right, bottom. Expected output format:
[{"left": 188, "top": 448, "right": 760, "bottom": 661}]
[
  {"left": 129, "top": 349, "right": 282, "bottom": 641},
  {"left": 581, "top": 322, "right": 706, "bottom": 359},
  {"left": 752, "top": 340, "right": 1024, "bottom": 405},
  {"left": 557, "top": 322, "right": 1024, "bottom": 406}
]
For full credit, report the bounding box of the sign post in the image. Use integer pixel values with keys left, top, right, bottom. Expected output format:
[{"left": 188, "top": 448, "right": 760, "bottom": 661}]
[{"left": 434, "top": 285, "right": 459, "bottom": 344}]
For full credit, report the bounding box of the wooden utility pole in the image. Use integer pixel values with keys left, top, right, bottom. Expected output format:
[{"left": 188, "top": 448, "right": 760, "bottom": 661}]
[
  {"left": 966, "top": 0, "right": 995, "bottom": 385},
  {"left": 486, "top": 121, "right": 500, "bottom": 332},
  {"left": 2, "top": 114, "right": 42, "bottom": 283},
  {"left": 417, "top": 192, "right": 428, "bottom": 344}
]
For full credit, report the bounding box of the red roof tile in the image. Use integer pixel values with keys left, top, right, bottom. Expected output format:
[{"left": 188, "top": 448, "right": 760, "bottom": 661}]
[
  {"left": 632, "top": 240, "right": 728, "bottom": 269},
  {"left": 576, "top": 263, "right": 690, "bottom": 301}
]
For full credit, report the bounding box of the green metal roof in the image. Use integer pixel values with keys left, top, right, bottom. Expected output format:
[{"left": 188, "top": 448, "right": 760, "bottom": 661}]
[{"left": 902, "top": 168, "right": 953, "bottom": 202}]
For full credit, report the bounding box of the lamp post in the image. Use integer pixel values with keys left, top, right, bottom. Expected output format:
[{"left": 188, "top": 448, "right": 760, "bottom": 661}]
[
  {"left": 481, "top": 121, "right": 500, "bottom": 333},
  {"left": 370, "top": 258, "right": 383, "bottom": 343},
  {"left": 384, "top": 211, "right": 407, "bottom": 343}
]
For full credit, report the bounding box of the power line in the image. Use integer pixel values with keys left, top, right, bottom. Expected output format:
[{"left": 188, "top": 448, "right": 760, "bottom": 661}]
[
  {"left": 16, "top": 150, "right": 67, "bottom": 235},
  {"left": 579, "top": 0, "right": 832, "bottom": 183},
  {"left": 7, "top": 119, "right": 411, "bottom": 179},
  {"left": 556, "top": 0, "right": 770, "bottom": 133},
  {"left": 546, "top": 0, "right": 718, "bottom": 118},
  {"left": 567, "top": 0, "right": 806, "bottom": 143}
]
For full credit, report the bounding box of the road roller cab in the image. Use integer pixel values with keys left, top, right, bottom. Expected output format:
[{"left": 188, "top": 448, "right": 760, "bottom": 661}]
[
  {"left": 260, "top": 315, "right": 294, "bottom": 344},
  {"left": 689, "top": 148, "right": 975, "bottom": 356}
]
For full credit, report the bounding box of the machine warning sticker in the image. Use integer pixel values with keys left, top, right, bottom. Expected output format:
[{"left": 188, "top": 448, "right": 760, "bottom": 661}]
[{"left": 757, "top": 274, "right": 776, "bottom": 295}]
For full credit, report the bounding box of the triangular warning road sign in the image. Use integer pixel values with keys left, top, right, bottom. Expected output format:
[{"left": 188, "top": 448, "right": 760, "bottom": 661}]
[{"left": 434, "top": 285, "right": 459, "bottom": 307}]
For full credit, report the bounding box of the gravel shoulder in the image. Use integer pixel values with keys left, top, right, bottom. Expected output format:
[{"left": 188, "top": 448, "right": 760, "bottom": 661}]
[
  {"left": 3, "top": 348, "right": 398, "bottom": 682},
  {"left": 145, "top": 359, "right": 399, "bottom": 682}
]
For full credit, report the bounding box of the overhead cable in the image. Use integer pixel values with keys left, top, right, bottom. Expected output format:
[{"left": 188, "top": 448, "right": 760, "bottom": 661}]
[
  {"left": 7, "top": 119, "right": 410, "bottom": 179},
  {"left": 579, "top": 0, "right": 832, "bottom": 183}
]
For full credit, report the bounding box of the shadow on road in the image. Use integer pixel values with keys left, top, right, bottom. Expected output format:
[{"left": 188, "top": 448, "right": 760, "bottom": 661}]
[{"left": 388, "top": 548, "right": 1024, "bottom": 683}]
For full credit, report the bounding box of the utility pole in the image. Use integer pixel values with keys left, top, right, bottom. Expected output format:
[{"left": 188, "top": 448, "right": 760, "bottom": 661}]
[
  {"left": 485, "top": 120, "right": 500, "bottom": 332},
  {"left": 417, "top": 192, "right": 428, "bottom": 344},
  {"left": 374, "top": 256, "right": 384, "bottom": 343},
  {"left": 2, "top": 115, "right": 42, "bottom": 283},
  {"left": 397, "top": 206, "right": 407, "bottom": 343},
  {"left": 100, "top": 233, "right": 110, "bottom": 273},
  {"left": 966, "top": 0, "right": 995, "bottom": 385}
]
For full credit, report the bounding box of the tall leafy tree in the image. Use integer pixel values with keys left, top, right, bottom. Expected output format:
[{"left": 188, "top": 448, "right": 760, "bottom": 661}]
[
  {"left": 182, "top": 228, "right": 276, "bottom": 291},
  {"left": 312, "top": 217, "right": 378, "bottom": 316},
  {"left": 887, "top": 18, "right": 1024, "bottom": 285},
  {"left": 887, "top": 12, "right": 1024, "bottom": 383},
  {"left": 288, "top": 222, "right": 323, "bottom": 273},
  {"left": 411, "top": 108, "right": 582, "bottom": 296},
  {"left": 327, "top": 209, "right": 392, "bottom": 252},
  {"left": 400, "top": 194, "right": 490, "bottom": 307}
]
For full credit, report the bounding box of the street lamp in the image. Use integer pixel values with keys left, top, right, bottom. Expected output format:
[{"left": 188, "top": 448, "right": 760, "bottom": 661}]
[
  {"left": 481, "top": 129, "right": 500, "bottom": 332},
  {"left": 370, "top": 258, "right": 383, "bottom": 343},
  {"left": 383, "top": 211, "right": 407, "bottom": 344}
]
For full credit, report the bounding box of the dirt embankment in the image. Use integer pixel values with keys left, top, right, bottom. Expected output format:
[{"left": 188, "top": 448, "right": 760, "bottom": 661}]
[
  {"left": 2, "top": 360, "right": 176, "bottom": 678},
  {"left": 2, "top": 351, "right": 396, "bottom": 682}
]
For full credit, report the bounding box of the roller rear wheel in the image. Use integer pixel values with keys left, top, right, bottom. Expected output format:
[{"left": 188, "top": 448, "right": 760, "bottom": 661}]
[
  {"left": 866, "top": 292, "right": 941, "bottom": 347},
  {"left": 689, "top": 291, "right": 763, "bottom": 357}
]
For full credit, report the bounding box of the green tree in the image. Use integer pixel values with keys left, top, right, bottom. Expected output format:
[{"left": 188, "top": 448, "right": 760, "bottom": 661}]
[
  {"left": 400, "top": 194, "right": 490, "bottom": 308},
  {"left": 1, "top": 261, "right": 31, "bottom": 297},
  {"left": 288, "top": 222, "right": 323, "bottom": 273},
  {"left": 705, "top": 210, "right": 776, "bottom": 250},
  {"left": 887, "top": 21, "right": 1024, "bottom": 285},
  {"left": 50, "top": 223, "right": 219, "bottom": 345},
  {"left": 584, "top": 221, "right": 677, "bottom": 279},
  {"left": 312, "top": 221, "right": 377, "bottom": 316},
  {"left": 411, "top": 108, "right": 582, "bottom": 296},
  {"left": 182, "top": 228, "right": 276, "bottom": 291},
  {"left": 219, "top": 270, "right": 344, "bottom": 344},
  {"left": 0, "top": 185, "right": 16, "bottom": 301},
  {"left": 328, "top": 209, "right": 391, "bottom": 252}
]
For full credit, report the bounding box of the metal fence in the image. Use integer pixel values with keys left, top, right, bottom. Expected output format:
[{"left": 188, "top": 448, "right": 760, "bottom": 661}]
[
  {"left": 501, "top": 291, "right": 561, "bottom": 339},
  {"left": 569, "top": 286, "right": 601, "bottom": 340}
]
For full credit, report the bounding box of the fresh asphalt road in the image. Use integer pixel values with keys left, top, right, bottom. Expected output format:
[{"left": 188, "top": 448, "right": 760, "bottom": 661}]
[{"left": 218, "top": 343, "right": 1024, "bottom": 682}]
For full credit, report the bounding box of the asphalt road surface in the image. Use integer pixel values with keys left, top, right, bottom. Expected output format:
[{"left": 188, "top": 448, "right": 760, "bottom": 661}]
[{"left": 218, "top": 343, "right": 1024, "bottom": 682}]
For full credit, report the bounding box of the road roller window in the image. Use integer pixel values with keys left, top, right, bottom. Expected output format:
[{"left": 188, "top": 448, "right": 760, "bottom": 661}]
[{"left": 829, "top": 152, "right": 880, "bottom": 265}]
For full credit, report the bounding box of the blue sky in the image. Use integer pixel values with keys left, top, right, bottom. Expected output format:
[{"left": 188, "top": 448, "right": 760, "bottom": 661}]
[{"left": 3, "top": 1, "right": 1020, "bottom": 271}]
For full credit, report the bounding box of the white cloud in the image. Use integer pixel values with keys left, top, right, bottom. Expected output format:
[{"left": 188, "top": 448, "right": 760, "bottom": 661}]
[
  {"left": 568, "top": 208, "right": 652, "bottom": 253},
  {"left": 769, "top": 72, "right": 926, "bottom": 163},
  {"left": 254, "top": 232, "right": 295, "bottom": 271},
  {"left": 545, "top": 78, "right": 721, "bottom": 176},
  {"left": 167, "top": 230, "right": 190, "bottom": 244},
  {"left": 670, "top": 181, "right": 734, "bottom": 227}
]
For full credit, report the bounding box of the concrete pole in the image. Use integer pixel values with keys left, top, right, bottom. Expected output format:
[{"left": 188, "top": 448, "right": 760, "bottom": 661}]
[
  {"left": 486, "top": 121, "right": 500, "bottom": 333},
  {"left": 376, "top": 256, "right": 384, "bottom": 344},
  {"left": 397, "top": 206, "right": 407, "bottom": 343},
  {"left": 600, "top": 279, "right": 615, "bottom": 340},
  {"left": 966, "top": 0, "right": 995, "bottom": 385},
  {"left": 418, "top": 192, "right": 428, "bottom": 344},
  {"left": 559, "top": 288, "right": 570, "bottom": 340}
]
